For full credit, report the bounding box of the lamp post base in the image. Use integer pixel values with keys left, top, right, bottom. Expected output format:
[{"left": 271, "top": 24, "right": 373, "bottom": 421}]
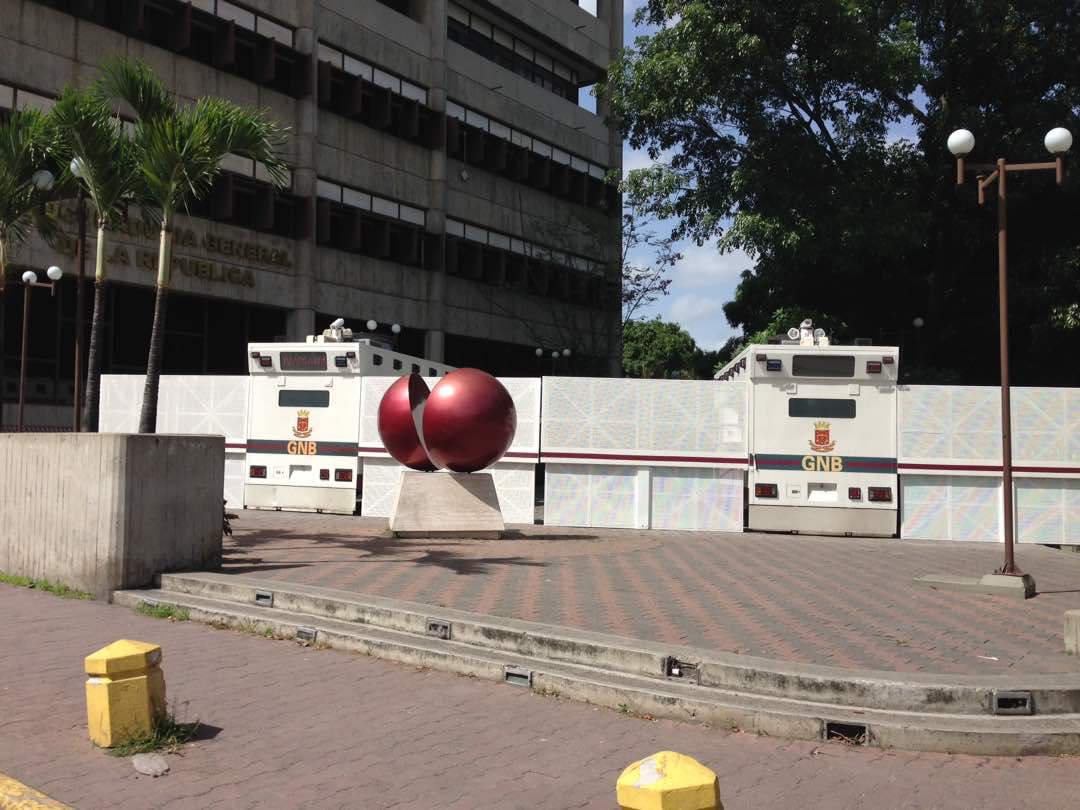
[{"left": 913, "top": 573, "right": 1036, "bottom": 600}]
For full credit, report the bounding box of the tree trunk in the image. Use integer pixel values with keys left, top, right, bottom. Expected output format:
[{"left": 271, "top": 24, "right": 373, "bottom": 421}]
[
  {"left": 138, "top": 284, "right": 168, "bottom": 434},
  {"left": 0, "top": 239, "right": 6, "bottom": 428},
  {"left": 81, "top": 281, "right": 107, "bottom": 432},
  {"left": 138, "top": 227, "right": 172, "bottom": 434},
  {"left": 81, "top": 225, "right": 108, "bottom": 433}
]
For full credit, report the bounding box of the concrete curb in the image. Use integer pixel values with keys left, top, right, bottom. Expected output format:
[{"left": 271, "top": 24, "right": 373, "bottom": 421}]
[
  {"left": 153, "top": 571, "right": 1080, "bottom": 716},
  {"left": 113, "top": 585, "right": 1080, "bottom": 756},
  {"left": 0, "top": 774, "right": 72, "bottom": 809}
]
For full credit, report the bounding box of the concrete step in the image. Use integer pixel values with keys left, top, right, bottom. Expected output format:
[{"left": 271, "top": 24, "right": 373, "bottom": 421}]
[
  {"left": 153, "top": 571, "right": 1080, "bottom": 717},
  {"left": 113, "top": 586, "right": 1080, "bottom": 756}
]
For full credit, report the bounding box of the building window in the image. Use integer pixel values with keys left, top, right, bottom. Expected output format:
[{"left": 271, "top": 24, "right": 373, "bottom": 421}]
[
  {"left": 33, "top": 0, "right": 310, "bottom": 99},
  {"left": 447, "top": 3, "right": 580, "bottom": 102},
  {"left": 317, "top": 42, "right": 443, "bottom": 150},
  {"left": 316, "top": 179, "right": 428, "bottom": 268}
]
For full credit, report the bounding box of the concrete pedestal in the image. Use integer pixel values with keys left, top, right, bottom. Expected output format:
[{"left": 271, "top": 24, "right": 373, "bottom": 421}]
[
  {"left": 913, "top": 573, "right": 1037, "bottom": 600},
  {"left": 389, "top": 471, "right": 505, "bottom": 539}
]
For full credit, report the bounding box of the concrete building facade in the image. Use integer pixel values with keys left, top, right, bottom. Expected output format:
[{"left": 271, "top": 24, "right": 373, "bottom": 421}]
[{"left": 0, "top": 0, "right": 623, "bottom": 426}]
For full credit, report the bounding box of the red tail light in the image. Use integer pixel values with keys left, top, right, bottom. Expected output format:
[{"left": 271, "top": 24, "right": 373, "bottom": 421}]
[
  {"left": 258, "top": 356, "right": 273, "bottom": 368},
  {"left": 755, "top": 483, "right": 778, "bottom": 499},
  {"left": 848, "top": 487, "right": 862, "bottom": 501},
  {"left": 868, "top": 486, "right": 892, "bottom": 502},
  {"left": 249, "top": 465, "right": 267, "bottom": 479},
  {"left": 334, "top": 469, "right": 353, "bottom": 482},
  {"left": 867, "top": 361, "right": 882, "bottom": 373},
  {"left": 319, "top": 469, "right": 330, "bottom": 481}
]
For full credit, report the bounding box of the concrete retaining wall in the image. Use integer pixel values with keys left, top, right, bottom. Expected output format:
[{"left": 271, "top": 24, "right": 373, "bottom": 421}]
[{"left": 0, "top": 433, "right": 224, "bottom": 599}]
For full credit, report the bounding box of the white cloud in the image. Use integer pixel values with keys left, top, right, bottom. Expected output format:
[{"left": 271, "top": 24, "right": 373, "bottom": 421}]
[
  {"left": 669, "top": 295, "right": 725, "bottom": 323},
  {"left": 674, "top": 239, "right": 750, "bottom": 289}
]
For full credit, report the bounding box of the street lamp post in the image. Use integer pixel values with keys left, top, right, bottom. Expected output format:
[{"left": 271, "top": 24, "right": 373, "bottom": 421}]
[
  {"left": 948, "top": 126, "right": 1072, "bottom": 576},
  {"left": 17, "top": 266, "right": 64, "bottom": 431}
]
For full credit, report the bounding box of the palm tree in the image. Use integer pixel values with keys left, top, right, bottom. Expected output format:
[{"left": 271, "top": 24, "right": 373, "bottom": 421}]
[
  {"left": 96, "top": 57, "right": 288, "bottom": 433},
  {"left": 50, "top": 85, "right": 140, "bottom": 432},
  {"left": 0, "top": 108, "right": 62, "bottom": 424}
]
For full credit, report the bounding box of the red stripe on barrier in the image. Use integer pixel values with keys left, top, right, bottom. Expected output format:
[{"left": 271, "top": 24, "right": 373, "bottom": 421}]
[{"left": 541, "top": 451, "right": 749, "bottom": 465}]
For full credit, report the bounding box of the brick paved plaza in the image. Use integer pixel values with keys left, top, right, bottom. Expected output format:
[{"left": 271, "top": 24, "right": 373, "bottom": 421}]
[
  {"left": 3, "top": 584, "right": 1080, "bottom": 810},
  {"left": 223, "top": 511, "right": 1080, "bottom": 675}
]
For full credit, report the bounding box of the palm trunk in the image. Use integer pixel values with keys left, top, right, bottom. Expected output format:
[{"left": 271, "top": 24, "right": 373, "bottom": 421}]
[
  {"left": 81, "top": 225, "right": 109, "bottom": 432},
  {"left": 138, "top": 226, "right": 172, "bottom": 434},
  {"left": 0, "top": 238, "right": 6, "bottom": 429}
]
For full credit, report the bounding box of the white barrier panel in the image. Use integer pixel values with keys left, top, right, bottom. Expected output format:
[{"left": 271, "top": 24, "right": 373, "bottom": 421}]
[
  {"left": 541, "top": 377, "right": 747, "bottom": 467},
  {"left": 100, "top": 374, "right": 249, "bottom": 508},
  {"left": 899, "top": 385, "right": 1080, "bottom": 474},
  {"left": 544, "top": 463, "right": 744, "bottom": 531},
  {"left": 901, "top": 475, "right": 1080, "bottom": 544},
  {"left": 360, "top": 457, "right": 536, "bottom": 525},
  {"left": 359, "top": 376, "right": 541, "bottom": 461},
  {"left": 899, "top": 386, "right": 1080, "bottom": 544}
]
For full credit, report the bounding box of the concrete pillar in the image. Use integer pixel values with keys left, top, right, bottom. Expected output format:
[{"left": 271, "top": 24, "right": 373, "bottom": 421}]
[
  {"left": 421, "top": 0, "right": 448, "bottom": 362},
  {"left": 289, "top": 5, "right": 320, "bottom": 343}
]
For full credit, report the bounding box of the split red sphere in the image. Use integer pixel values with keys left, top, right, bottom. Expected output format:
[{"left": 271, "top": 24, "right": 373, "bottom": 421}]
[
  {"left": 422, "top": 369, "right": 517, "bottom": 472},
  {"left": 376, "top": 373, "right": 436, "bottom": 471}
]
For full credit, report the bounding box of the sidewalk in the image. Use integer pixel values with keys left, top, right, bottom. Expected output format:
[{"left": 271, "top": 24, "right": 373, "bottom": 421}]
[
  {"left": 2, "top": 584, "right": 1079, "bottom": 809},
  {"left": 223, "top": 511, "right": 1080, "bottom": 675}
]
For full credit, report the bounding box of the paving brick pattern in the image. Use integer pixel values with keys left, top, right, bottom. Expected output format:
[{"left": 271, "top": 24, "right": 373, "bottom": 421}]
[
  {"left": 3, "top": 585, "right": 1079, "bottom": 810},
  {"left": 223, "top": 511, "right": 1080, "bottom": 675}
]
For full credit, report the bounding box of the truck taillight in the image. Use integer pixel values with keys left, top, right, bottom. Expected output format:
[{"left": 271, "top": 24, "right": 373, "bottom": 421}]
[
  {"left": 258, "top": 356, "right": 272, "bottom": 368},
  {"left": 249, "top": 465, "right": 267, "bottom": 479},
  {"left": 848, "top": 487, "right": 862, "bottom": 501},
  {"left": 334, "top": 469, "right": 353, "bottom": 482},
  {"left": 755, "top": 483, "right": 778, "bottom": 498},
  {"left": 867, "top": 361, "right": 882, "bottom": 373},
  {"left": 868, "top": 487, "right": 892, "bottom": 502},
  {"left": 319, "top": 469, "right": 330, "bottom": 481}
]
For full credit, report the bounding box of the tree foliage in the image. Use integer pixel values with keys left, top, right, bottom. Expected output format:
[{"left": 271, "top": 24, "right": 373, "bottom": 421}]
[
  {"left": 623, "top": 317, "right": 719, "bottom": 378},
  {"left": 601, "top": 0, "right": 1080, "bottom": 384},
  {"left": 621, "top": 210, "right": 680, "bottom": 324}
]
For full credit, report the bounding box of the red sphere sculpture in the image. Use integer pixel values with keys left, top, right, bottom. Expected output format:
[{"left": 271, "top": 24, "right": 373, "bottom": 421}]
[
  {"left": 422, "top": 369, "right": 517, "bottom": 472},
  {"left": 376, "top": 373, "right": 436, "bottom": 471},
  {"left": 376, "top": 369, "right": 517, "bottom": 473}
]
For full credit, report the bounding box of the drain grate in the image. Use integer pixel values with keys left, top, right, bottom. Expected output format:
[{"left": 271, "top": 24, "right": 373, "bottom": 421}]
[
  {"left": 504, "top": 666, "right": 533, "bottom": 688},
  {"left": 295, "top": 626, "right": 317, "bottom": 643},
  {"left": 254, "top": 590, "right": 274, "bottom": 607},
  {"left": 824, "top": 722, "right": 868, "bottom": 745},
  {"left": 992, "top": 690, "right": 1034, "bottom": 716},
  {"left": 425, "top": 618, "right": 452, "bottom": 640}
]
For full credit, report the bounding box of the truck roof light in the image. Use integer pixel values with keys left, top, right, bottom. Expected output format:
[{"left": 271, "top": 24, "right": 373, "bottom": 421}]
[
  {"left": 755, "top": 353, "right": 767, "bottom": 361},
  {"left": 882, "top": 356, "right": 894, "bottom": 364}
]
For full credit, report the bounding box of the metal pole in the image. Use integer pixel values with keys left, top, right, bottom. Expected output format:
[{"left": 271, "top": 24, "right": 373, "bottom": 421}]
[
  {"left": 996, "top": 158, "right": 1018, "bottom": 575},
  {"left": 17, "top": 284, "right": 30, "bottom": 431},
  {"left": 73, "top": 190, "right": 87, "bottom": 431}
]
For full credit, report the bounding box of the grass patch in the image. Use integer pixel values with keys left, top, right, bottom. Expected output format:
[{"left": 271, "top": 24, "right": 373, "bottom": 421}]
[
  {"left": 107, "top": 708, "right": 200, "bottom": 757},
  {"left": 0, "top": 571, "right": 93, "bottom": 600},
  {"left": 135, "top": 602, "right": 190, "bottom": 622}
]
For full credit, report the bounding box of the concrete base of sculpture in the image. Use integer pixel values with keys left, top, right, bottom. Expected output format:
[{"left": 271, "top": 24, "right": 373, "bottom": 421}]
[{"left": 389, "top": 471, "right": 505, "bottom": 539}]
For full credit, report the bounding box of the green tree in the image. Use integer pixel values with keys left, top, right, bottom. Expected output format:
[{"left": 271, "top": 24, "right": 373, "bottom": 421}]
[
  {"left": 51, "top": 84, "right": 140, "bottom": 432},
  {"left": 601, "top": 1, "right": 1080, "bottom": 385},
  {"left": 623, "top": 317, "right": 698, "bottom": 378},
  {"left": 97, "top": 57, "right": 288, "bottom": 433},
  {"left": 0, "top": 108, "right": 63, "bottom": 420}
]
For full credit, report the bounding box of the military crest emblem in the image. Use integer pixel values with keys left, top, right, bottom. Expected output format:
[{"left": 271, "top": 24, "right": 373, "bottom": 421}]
[
  {"left": 809, "top": 421, "right": 835, "bottom": 452},
  {"left": 292, "top": 409, "right": 312, "bottom": 439}
]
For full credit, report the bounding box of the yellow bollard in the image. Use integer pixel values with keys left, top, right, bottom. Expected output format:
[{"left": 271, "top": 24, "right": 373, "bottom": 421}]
[
  {"left": 84, "top": 640, "right": 166, "bottom": 748},
  {"left": 616, "top": 751, "right": 722, "bottom": 810}
]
